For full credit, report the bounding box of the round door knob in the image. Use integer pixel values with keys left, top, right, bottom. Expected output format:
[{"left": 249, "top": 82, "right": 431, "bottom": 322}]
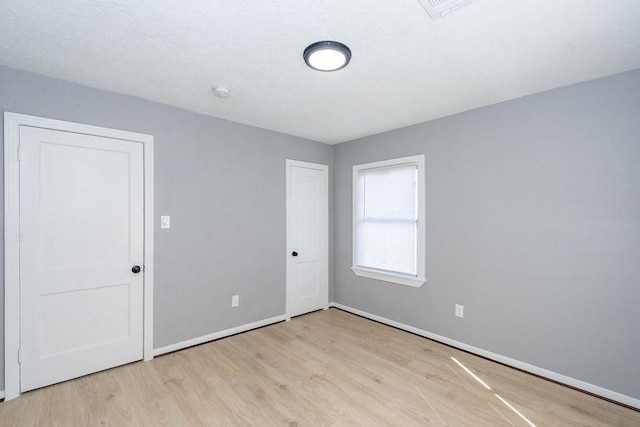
[
  {"left": 132, "top": 265, "right": 141, "bottom": 274},
  {"left": 292, "top": 251, "right": 298, "bottom": 257}
]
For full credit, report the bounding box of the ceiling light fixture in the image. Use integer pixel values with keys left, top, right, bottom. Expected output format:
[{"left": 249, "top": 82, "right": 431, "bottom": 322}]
[{"left": 303, "top": 41, "right": 351, "bottom": 72}]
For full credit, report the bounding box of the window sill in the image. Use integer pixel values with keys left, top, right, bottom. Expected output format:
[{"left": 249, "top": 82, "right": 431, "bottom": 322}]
[{"left": 351, "top": 266, "right": 425, "bottom": 288}]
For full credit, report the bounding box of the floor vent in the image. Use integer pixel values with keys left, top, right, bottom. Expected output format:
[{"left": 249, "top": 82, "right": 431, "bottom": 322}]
[{"left": 418, "top": 0, "right": 471, "bottom": 19}]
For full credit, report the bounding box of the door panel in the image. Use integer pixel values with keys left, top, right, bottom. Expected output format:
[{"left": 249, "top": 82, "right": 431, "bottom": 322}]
[
  {"left": 287, "top": 162, "right": 328, "bottom": 317},
  {"left": 19, "top": 126, "right": 144, "bottom": 392},
  {"left": 39, "top": 284, "right": 131, "bottom": 356}
]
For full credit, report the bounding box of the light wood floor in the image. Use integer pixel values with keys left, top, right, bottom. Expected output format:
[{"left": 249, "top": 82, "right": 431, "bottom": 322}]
[{"left": 1, "top": 308, "right": 639, "bottom": 426}]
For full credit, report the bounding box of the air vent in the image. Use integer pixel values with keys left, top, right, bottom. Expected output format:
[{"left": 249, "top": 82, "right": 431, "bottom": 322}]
[{"left": 418, "top": 0, "right": 471, "bottom": 19}]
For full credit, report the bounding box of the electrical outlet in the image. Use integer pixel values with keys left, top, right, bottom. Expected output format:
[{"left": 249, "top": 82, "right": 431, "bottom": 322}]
[
  {"left": 232, "top": 295, "right": 239, "bottom": 307},
  {"left": 160, "top": 216, "right": 170, "bottom": 229},
  {"left": 455, "top": 304, "right": 464, "bottom": 318}
]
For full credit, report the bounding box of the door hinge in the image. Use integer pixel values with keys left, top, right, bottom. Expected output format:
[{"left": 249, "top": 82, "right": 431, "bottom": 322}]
[
  {"left": 18, "top": 348, "right": 23, "bottom": 364},
  {"left": 17, "top": 145, "right": 21, "bottom": 162}
]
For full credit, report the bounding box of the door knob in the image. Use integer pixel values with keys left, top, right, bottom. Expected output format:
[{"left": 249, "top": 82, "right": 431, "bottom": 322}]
[
  {"left": 292, "top": 251, "right": 298, "bottom": 257},
  {"left": 131, "top": 265, "right": 141, "bottom": 273}
]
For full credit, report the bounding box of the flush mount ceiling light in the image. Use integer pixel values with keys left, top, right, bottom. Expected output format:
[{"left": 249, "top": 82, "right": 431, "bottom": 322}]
[{"left": 303, "top": 41, "right": 351, "bottom": 72}]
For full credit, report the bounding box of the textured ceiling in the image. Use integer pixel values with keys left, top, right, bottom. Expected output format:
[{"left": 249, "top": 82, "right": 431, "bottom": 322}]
[{"left": 1, "top": 1, "right": 639, "bottom": 144}]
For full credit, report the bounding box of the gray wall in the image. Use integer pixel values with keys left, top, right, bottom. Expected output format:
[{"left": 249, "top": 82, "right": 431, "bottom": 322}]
[
  {"left": 333, "top": 69, "right": 640, "bottom": 400},
  {"left": 0, "top": 65, "right": 333, "bottom": 390},
  {"left": 2, "top": 63, "right": 639, "bottom": 402}
]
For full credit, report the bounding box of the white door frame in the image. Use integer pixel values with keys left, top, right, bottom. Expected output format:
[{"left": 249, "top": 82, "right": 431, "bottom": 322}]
[
  {"left": 285, "top": 159, "right": 329, "bottom": 320},
  {"left": 3, "top": 112, "right": 155, "bottom": 400}
]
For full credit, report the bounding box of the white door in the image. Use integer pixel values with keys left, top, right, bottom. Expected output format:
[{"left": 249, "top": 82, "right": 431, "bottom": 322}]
[
  {"left": 286, "top": 160, "right": 329, "bottom": 318},
  {"left": 19, "top": 126, "right": 144, "bottom": 392}
]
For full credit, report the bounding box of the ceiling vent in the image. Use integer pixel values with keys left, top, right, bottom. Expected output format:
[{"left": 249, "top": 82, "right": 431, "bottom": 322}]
[{"left": 418, "top": 0, "right": 471, "bottom": 19}]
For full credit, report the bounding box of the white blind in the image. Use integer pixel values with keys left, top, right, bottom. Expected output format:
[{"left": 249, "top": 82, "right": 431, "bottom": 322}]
[{"left": 356, "top": 163, "right": 418, "bottom": 276}]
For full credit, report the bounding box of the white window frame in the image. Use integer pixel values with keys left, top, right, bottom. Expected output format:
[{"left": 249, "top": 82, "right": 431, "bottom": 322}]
[{"left": 351, "top": 155, "right": 426, "bottom": 287}]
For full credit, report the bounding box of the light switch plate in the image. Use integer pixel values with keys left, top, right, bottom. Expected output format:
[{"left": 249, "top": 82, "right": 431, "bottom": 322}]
[{"left": 160, "top": 216, "right": 170, "bottom": 229}]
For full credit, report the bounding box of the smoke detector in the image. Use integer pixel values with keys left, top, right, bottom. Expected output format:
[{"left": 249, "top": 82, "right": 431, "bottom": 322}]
[
  {"left": 418, "top": 0, "right": 471, "bottom": 19},
  {"left": 212, "top": 85, "right": 231, "bottom": 99}
]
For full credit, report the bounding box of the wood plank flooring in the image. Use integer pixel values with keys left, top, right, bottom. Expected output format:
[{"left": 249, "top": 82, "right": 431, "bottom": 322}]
[{"left": 1, "top": 308, "right": 639, "bottom": 426}]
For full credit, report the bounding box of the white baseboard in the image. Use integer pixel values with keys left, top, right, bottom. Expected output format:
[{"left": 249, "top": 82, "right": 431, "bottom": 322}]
[
  {"left": 153, "top": 314, "right": 287, "bottom": 357},
  {"left": 329, "top": 302, "right": 640, "bottom": 410}
]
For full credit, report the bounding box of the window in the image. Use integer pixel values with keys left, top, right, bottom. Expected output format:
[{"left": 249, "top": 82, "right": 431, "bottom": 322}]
[{"left": 352, "top": 155, "right": 425, "bottom": 287}]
